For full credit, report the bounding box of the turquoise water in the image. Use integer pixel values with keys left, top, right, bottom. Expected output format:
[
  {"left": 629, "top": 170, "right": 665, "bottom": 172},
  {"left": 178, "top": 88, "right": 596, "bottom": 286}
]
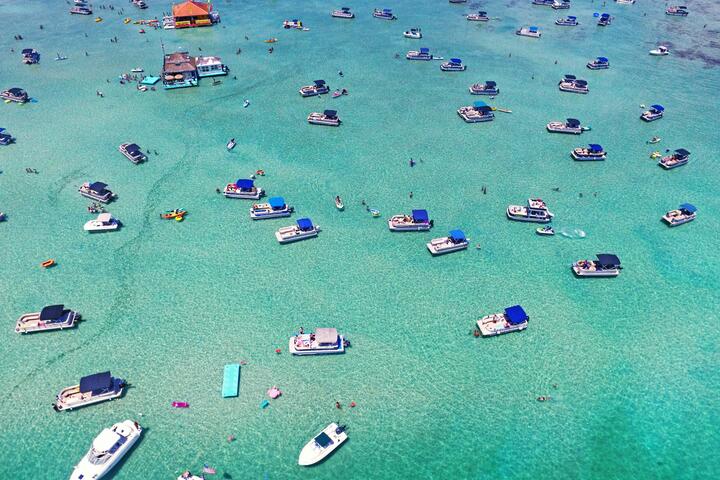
[{"left": 1, "top": 0, "right": 719, "bottom": 478}]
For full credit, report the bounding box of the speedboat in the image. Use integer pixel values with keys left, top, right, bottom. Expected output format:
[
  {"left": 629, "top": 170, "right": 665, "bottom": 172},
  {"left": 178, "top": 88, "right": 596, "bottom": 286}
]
[
  {"left": 275, "top": 218, "right": 321, "bottom": 244},
  {"left": 298, "top": 423, "right": 348, "bottom": 466},
  {"left": 308, "top": 110, "right": 341, "bottom": 126},
  {"left": 15, "top": 304, "right": 79, "bottom": 334},
  {"left": 130, "top": 67, "right": 143, "bottom": 73},
  {"left": 558, "top": 74, "right": 589, "bottom": 93},
  {"left": 21, "top": 48, "right": 40, "bottom": 64},
  {"left": 118, "top": 143, "right": 147, "bottom": 164},
  {"left": 373, "top": 8, "right": 397, "bottom": 20},
  {"left": 555, "top": 15, "right": 578, "bottom": 26},
  {"left": 457, "top": 101, "right": 495, "bottom": 123},
  {"left": 641, "top": 104, "right": 664, "bottom": 122},
  {"left": 388, "top": 209, "right": 433, "bottom": 231},
  {"left": 335, "top": 195, "right": 344, "bottom": 210},
  {"left": 507, "top": 198, "right": 554, "bottom": 223},
  {"left": 587, "top": 56, "right": 609, "bottom": 69},
  {"left": 70, "top": 420, "right": 141, "bottom": 480},
  {"left": 467, "top": 11, "right": 489, "bottom": 21},
  {"left": 571, "top": 144, "right": 606, "bottom": 161},
  {"left": 659, "top": 148, "right": 690, "bottom": 169},
  {"left": 469, "top": 80, "right": 499, "bottom": 95},
  {"left": 55, "top": 372, "right": 126, "bottom": 411},
  {"left": 440, "top": 58, "right": 466, "bottom": 71},
  {"left": 250, "top": 197, "right": 293, "bottom": 219},
  {"left": 536, "top": 226, "right": 555, "bottom": 236},
  {"left": 283, "top": 19, "right": 304, "bottom": 29},
  {"left": 79, "top": 181, "right": 115, "bottom": 203},
  {"left": 70, "top": 5, "right": 92, "bottom": 14},
  {"left": 666, "top": 6, "right": 688, "bottom": 16},
  {"left": 649, "top": 45, "right": 669, "bottom": 56},
  {"left": 299, "top": 79, "right": 330, "bottom": 97},
  {"left": 663, "top": 204, "right": 696, "bottom": 226},
  {"left": 427, "top": 230, "right": 469, "bottom": 255},
  {"left": 223, "top": 179, "right": 264, "bottom": 199},
  {"left": 546, "top": 118, "right": 588, "bottom": 134},
  {"left": 572, "top": 254, "right": 622, "bottom": 277},
  {"left": 331, "top": 7, "right": 355, "bottom": 18},
  {"left": 403, "top": 28, "right": 422, "bottom": 39},
  {"left": 133, "top": 0, "right": 148, "bottom": 8},
  {"left": 1, "top": 87, "right": 29, "bottom": 103},
  {"left": 477, "top": 305, "right": 529, "bottom": 337},
  {"left": 516, "top": 26, "right": 541, "bottom": 38},
  {"left": 178, "top": 472, "right": 204, "bottom": 480},
  {"left": 227, "top": 138, "right": 236, "bottom": 150},
  {"left": 597, "top": 13, "right": 612, "bottom": 26},
  {"left": 290, "top": 328, "right": 345, "bottom": 355},
  {"left": 406, "top": 48, "right": 433, "bottom": 60},
  {"left": 243, "top": 99, "right": 250, "bottom": 108},
  {"left": 551, "top": 0, "right": 571, "bottom": 9},
  {"left": 84, "top": 213, "right": 120, "bottom": 232},
  {"left": 0, "top": 129, "right": 15, "bottom": 145}
]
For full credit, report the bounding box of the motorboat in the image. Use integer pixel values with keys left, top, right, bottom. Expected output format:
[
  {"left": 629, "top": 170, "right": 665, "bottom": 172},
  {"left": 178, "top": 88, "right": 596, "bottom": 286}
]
[
  {"left": 427, "top": 230, "right": 469, "bottom": 255},
  {"left": 571, "top": 144, "right": 606, "bottom": 161},
  {"left": 283, "top": 19, "right": 304, "bottom": 29},
  {"left": 516, "top": 26, "right": 541, "bottom": 37},
  {"left": 243, "top": 99, "right": 250, "bottom": 108},
  {"left": 70, "top": 5, "right": 92, "bottom": 14},
  {"left": 572, "top": 254, "right": 622, "bottom": 277},
  {"left": 449, "top": 0, "right": 467, "bottom": 3},
  {"left": 406, "top": 48, "right": 433, "bottom": 60},
  {"left": 178, "top": 472, "right": 204, "bottom": 480},
  {"left": 469, "top": 80, "right": 499, "bottom": 95},
  {"left": 332, "top": 89, "right": 348, "bottom": 98},
  {"left": 55, "top": 372, "right": 126, "bottom": 412},
  {"left": 641, "top": 104, "right": 664, "bottom": 122},
  {"left": 0, "top": 129, "right": 15, "bottom": 145},
  {"left": 15, "top": 304, "right": 79, "bottom": 334},
  {"left": 372, "top": 8, "right": 396, "bottom": 20},
  {"left": 22, "top": 48, "right": 40, "bottom": 64},
  {"left": 616, "top": 0, "right": 635, "bottom": 4},
  {"left": 55, "top": 53, "right": 68, "bottom": 61},
  {"left": 299, "top": 79, "right": 330, "bottom": 97},
  {"left": 250, "top": 196, "right": 293, "bottom": 219},
  {"left": 308, "top": 110, "right": 341, "bottom": 126},
  {"left": 130, "top": 67, "right": 144, "bottom": 73},
  {"left": 298, "top": 423, "right": 348, "bottom": 466},
  {"left": 507, "top": 198, "right": 554, "bottom": 223},
  {"left": 477, "top": 305, "right": 529, "bottom": 337},
  {"left": 440, "top": 58, "right": 466, "bottom": 71},
  {"left": 558, "top": 74, "right": 589, "bottom": 93},
  {"left": 223, "top": 178, "right": 264, "bottom": 199},
  {"left": 532, "top": 0, "right": 554, "bottom": 5},
  {"left": 403, "top": 28, "right": 422, "bottom": 39},
  {"left": 331, "top": 7, "right": 355, "bottom": 18},
  {"left": 555, "top": 15, "right": 578, "bottom": 26},
  {"left": 69, "top": 420, "right": 141, "bottom": 480},
  {"left": 457, "top": 101, "right": 495, "bottom": 123},
  {"left": 663, "top": 204, "right": 696, "bottom": 226},
  {"left": 546, "top": 118, "right": 588, "bottom": 134},
  {"left": 467, "top": 11, "right": 489, "bottom": 21},
  {"left": 536, "top": 226, "right": 555, "bottom": 236},
  {"left": 649, "top": 45, "right": 669, "bottom": 56},
  {"left": 79, "top": 181, "right": 115, "bottom": 203},
  {"left": 1, "top": 87, "right": 29, "bottom": 103},
  {"left": 388, "top": 209, "right": 433, "bottom": 231},
  {"left": 290, "top": 328, "right": 345, "bottom": 355},
  {"left": 597, "top": 13, "right": 612, "bottom": 26},
  {"left": 666, "top": 6, "right": 688, "bottom": 16},
  {"left": 659, "top": 148, "right": 690, "bottom": 169},
  {"left": 118, "top": 143, "right": 147, "bottom": 164},
  {"left": 586, "top": 56, "right": 609, "bottom": 69},
  {"left": 551, "top": 0, "right": 571, "bottom": 9},
  {"left": 84, "top": 213, "right": 120, "bottom": 232},
  {"left": 132, "top": 0, "right": 148, "bottom": 9},
  {"left": 335, "top": 195, "right": 344, "bottom": 210},
  {"left": 275, "top": 218, "right": 321, "bottom": 244},
  {"left": 227, "top": 138, "right": 236, "bottom": 150}
]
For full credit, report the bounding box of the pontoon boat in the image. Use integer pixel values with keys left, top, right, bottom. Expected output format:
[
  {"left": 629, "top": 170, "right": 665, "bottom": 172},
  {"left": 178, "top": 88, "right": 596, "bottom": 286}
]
[
  {"left": 250, "top": 196, "right": 293, "bottom": 219},
  {"left": 290, "top": 328, "right": 345, "bottom": 355},
  {"left": 275, "top": 218, "right": 321, "bottom": 243},
  {"left": 55, "top": 372, "right": 126, "bottom": 411},
  {"left": 388, "top": 209, "right": 433, "bottom": 231},
  {"left": 469, "top": 80, "right": 499, "bottom": 95},
  {"left": 506, "top": 198, "right": 554, "bottom": 223},
  {"left": 118, "top": 143, "right": 147, "bottom": 164},
  {"left": 79, "top": 182, "right": 115, "bottom": 203},
  {"left": 659, "top": 148, "right": 690, "bottom": 169},
  {"left": 308, "top": 110, "right": 341, "bottom": 126},
  {"left": 457, "top": 101, "right": 495, "bottom": 122},
  {"left": 572, "top": 253, "right": 622, "bottom": 277},
  {"left": 15, "top": 304, "right": 79, "bottom": 334},
  {"left": 571, "top": 144, "right": 606, "bottom": 161},
  {"left": 427, "top": 230, "right": 469, "bottom": 255},
  {"left": 223, "top": 179, "right": 264, "bottom": 199},
  {"left": 477, "top": 305, "right": 529, "bottom": 337},
  {"left": 299, "top": 80, "right": 330, "bottom": 97},
  {"left": 663, "top": 204, "right": 696, "bottom": 226}
]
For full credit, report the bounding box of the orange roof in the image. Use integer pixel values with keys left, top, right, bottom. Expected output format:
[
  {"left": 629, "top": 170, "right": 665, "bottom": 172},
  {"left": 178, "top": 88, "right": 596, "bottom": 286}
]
[{"left": 172, "top": 1, "right": 212, "bottom": 17}]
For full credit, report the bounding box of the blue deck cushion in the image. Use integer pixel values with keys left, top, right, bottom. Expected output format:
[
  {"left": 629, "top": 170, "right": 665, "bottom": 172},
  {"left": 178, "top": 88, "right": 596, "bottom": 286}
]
[
  {"left": 22, "top": 48, "right": 34, "bottom": 54},
  {"left": 8, "top": 88, "right": 26, "bottom": 96},
  {"left": 296, "top": 218, "right": 314, "bottom": 231},
  {"left": 478, "top": 11, "right": 487, "bottom": 15},
  {"left": 313, "top": 79, "right": 326, "bottom": 86},
  {"left": 412, "top": 209, "right": 429, "bottom": 223},
  {"left": 650, "top": 104, "right": 664, "bottom": 112},
  {"left": 324, "top": 110, "right": 337, "bottom": 118},
  {"left": 383, "top": 9, "right": 392, "bottom": 13},
  {"left": 596, "top": 253, "right": 621, "bottom": 268},
  {"left": 89, "top": 181, "right": 108, "bottom": 193},
  {"left": 449, "top": 230, "right": 466, "bottom": 242},
  {"left": 679, "top": 203, "right": 697, "bottom": 213},
  {"left": 485, "top": 80, "right": 496, "bottom": 87},
  {"left": 575, "top": 80, "right": 588, "bottom": 86},
  {"left": 505, "top": 305, "right": 529, "bottom": 325},
  {"left": 529, "top": 26, "right": 538, "bottom": 32},
  {"left": 568, "top": 16, "right": 576, "bottom": 20},
  {"left": 268, "top": 197, "right": 286, "bottom": 209},
  {"left": 564, "top": 74, "right": 577, "bottom": 80},
  {"left": 315, "top": 432, "right": 334, "bottom": 448},
  {"left": 342, "top": 7, "right": 350, "bottom": 11},
  {"left": 597, "top": 57, "right": 608, "bottom": 62},
  {"left": 126, "top": 143, "right": 142, "bottom": 155},
  {"left": 566, "top": 118, "right": 581, "bottom": 127},
  {"left": 674, "top": 148, "right": 690, "bottom": 157},
  {"left": 235, "top": 179, "right": 254, "bottom": 190},
  {"left": 450, "top": 58, "right": 462, "bottom": 64},
  {"left": 79, "top": 371, "right": 113, "bottom": 394},
  {"left": 588, "top": 144, "right": 603, "bottom": 152},
  {"left": 40, "top": 305, "right": 65, "bottom": 321},
  {"left": 420, "top": 47, "right": 429, "bottom": 53},
  {"left": 473, "top": 101, "right": 488, "bottom": 109}
]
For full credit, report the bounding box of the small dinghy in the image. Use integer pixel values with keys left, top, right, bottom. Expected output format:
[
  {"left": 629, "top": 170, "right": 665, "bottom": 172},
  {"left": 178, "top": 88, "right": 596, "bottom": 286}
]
[
  {"left": 267, "top": 386, "right": 282, "bottom": 399},
  {"left": 370, "top": 209, "right": 381, "bottom": 217},
  {"left": 647, "top": 136, "right": 661, "bottom": 144},
  {"left": 227, "top": 138, "right": 236, "bottom": 150},
  {"left": 131, "top": 67, "right": 143, "bottom": 73},
  {"left": 298, "top": 423, "right": 347, "bottom": 466},
  {"left": 536, "top": 226, "right": 555, "bottom": 236},
  {"left": 55, "top": 53, "right": 68, "bottom": 61},
  {"left": 335, "top": 195, "right": 344, "bottom": 210},
  {"left": 243, "top": 99, "right": 250, "bottom": 108}
]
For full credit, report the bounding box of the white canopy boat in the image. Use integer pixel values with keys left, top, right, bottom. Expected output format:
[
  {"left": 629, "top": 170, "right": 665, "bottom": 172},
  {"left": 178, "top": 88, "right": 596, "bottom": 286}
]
[
  {"left": 298, "top": 423, "right": 348, "bottom": 466},
  {"left": 223, "top": 178, "right": 263, "bottom": 199},
  {"left": 572, "top": 253, "right": 622, "bottom": 277},
  {"left": 477, "top": 305, "right": 529, "bottom": 337},
  {"left": 388, "top": 209, "right": 432, "bottom": 231},
  {"left": 84, "top": 213, "right": 120, "bottom": 232},
  {"left": 427, "top": 230, "right": 469, "bottom": 255}
]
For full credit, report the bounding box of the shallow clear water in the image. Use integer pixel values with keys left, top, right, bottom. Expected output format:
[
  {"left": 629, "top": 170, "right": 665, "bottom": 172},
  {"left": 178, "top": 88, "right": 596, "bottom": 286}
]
[{"left": 1, "top": 0, "right": 719, "bottom": 478}]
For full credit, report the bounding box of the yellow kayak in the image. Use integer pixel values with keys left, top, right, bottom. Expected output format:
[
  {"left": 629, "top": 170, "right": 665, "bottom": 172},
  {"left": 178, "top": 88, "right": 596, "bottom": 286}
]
[{"left": 95, "top": 17, "right": 103, "bottom": 22}]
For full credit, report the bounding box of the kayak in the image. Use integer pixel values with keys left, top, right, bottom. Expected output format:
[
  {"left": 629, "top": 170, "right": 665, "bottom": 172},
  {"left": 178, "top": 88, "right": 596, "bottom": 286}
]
[{"left": 161, "top": 209, "right": 186, "bottom": 219}]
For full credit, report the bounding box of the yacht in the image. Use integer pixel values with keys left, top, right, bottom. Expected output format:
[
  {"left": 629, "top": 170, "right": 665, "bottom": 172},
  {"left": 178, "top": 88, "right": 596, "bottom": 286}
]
[
  {"left": 79, "top": 181, "right": 115, "bottom": 203},
  {"left": 558, "top": 74, "right": 589, "bottom": 93},
  {"left": 649, "top": 45, "right": 669, "bottom": 56},
  {"left": 440, "top": 58, "right": 466, "bottom": 71},
  {"left": 572, "top": 254, "right": 622, "bottom": 277},
  {"left": 641, "top": 104, "right": 664, "bottom": 122},
  {"left": 15, "top": 304, "right": 79, "bottom": 334},
  {"left": 403, "top": 28, "right": 422, "bottom": 39},
  {"left": 597, "top": 13, "right": 612, "bottom": 26},
  {"left": 298, "top": 423, "right": 348, "bottom": 466},
  {"left": 308, "top": 110, "right": 341, "bottom": 126},
  {"left": 457, "top": 101, "right": 495, "bottom": 123},
  {"left": 587, "top": 56, "right": 609, "bottom": 69},
  {"left": 299, "top": 79, "right": 330, "bottom": 97},
  {"left": 427, "top": 230, "right": 469, "bottom": 255},
  {"left": 506, "top": 198, "right": 554, "bottom": 223},
  {"left": 70, "top": 420, "right": 142, "bottom": 480},
  {"left": 388, "top": 209, "right": 433, "bottom": 231},
  {"left": 551, "top": 0, "right": 571, "bottom": 9},
  {"left": 546, "top": 118, "right": 587, "bottom": 134},
  {"left": 406, "top": 48, "right": 433, "bottom": 60},
  {"left": 118, "top": 143, "right": 147, "bottom": 164},
  {"left": 84, "top": 213, "right": 120, "bottom": 232},
  {"left": 283, "top": 19, "right": 304, "bottom": 29},
  {"left": 663, "top": 204, "right": 696, "bottom": 226},
  {"left": 1, "top": 87, "right": 29, "bottom": 103},
  {"left": 0, "top": 129, "right": 15, "bottom": 145},
  {"left": 555, "top": 15, "right": 578, "bottom": 26},
  {"left": 275, "top": 218, "right": 321, "bottom": 243},
  {"left": 250, "top": 196, "right": 294, "bottom": 219},
  {"left": 477, "top": 305, "right": 529, "bottom": 337},
  {"left": 516, "top": 26, "right": 541, "bottom": 38},
  {"left": 659, "top": 148, "right": 690, "bottom": 169},
  {"left": 290, "top": 328, "right": 345, "bottom": 355},
  {"left": 373, "top": 8, "right": 397, "bottom": 20},
  {"left": 666, "top": 6, "right": 688, "bottom": 16},
  {"left": 467, "top": 11, "right": 489, "bottom": 21},
  {"left": 55, "top": 372, "right": 126, "bottom": 411},
  {"left": 331, "top": 7, "right": 355, "bottom": 18},
  {"left": 469, "top": 80, "right": 499, "bottom": 95},
  {"left": 223, "top": 178, "right": 264, "bottom": 199},
  {"left": 571, "top": 144, "right": 606, "bottom": 161},
  {"left": 22, "top": 48, "right": 40, "bottom": 64}
]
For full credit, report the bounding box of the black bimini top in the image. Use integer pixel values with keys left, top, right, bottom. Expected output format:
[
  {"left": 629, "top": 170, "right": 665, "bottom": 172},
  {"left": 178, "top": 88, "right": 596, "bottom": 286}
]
[
  {"left": 79, "top": 371, "right": 113, "bottom": 394},
  {"left": 39, "top": 304, "right": 65, "bottom": 320},
  {"left": 596, "top": 253, "right": 620, "bottom": 268}
]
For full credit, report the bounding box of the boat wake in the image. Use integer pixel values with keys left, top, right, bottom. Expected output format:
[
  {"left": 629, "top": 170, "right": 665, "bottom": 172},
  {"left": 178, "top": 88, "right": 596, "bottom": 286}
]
[{"left": 559, "top": 227, "right": 586, "bottom": 239}]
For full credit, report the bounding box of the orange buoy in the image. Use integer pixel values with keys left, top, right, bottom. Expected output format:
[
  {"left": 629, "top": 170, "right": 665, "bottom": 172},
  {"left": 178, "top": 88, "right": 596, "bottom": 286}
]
[{"left": 41, "top": 259, "right": 56, "bottom": 268}]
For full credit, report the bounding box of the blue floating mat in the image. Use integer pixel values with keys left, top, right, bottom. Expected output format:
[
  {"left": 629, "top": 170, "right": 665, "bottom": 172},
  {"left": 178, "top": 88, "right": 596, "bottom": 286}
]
[
  {"left": 260, "top": 399, "right": 269, "bottom": 409},
  {"left": 141, "top": 76, "right": 160, "bottom": 85},
  {"left": 222, "top": 364, "right": 240, "bottom": 398}
]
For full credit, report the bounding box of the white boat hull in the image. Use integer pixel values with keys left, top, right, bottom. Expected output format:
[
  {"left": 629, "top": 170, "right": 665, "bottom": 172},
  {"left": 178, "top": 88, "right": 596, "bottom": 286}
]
[
  {"left": 15, "top": 310, "right": 78, "bottom": 334},
  {"left": 224, "top": 189, "right": 263, "bottom": 200},
  {"left": 70, "top": 420, "right": 141, "bottom": 480},
  {"left": 298, "top": 423, "right": 347, "bottom": 466},
  {"left": 477, "top": 314, "right": 528, "bottom": 337},
  {"left": 275, "top": 227, "right": 320, "bottom": 244},
  {"left": 572, "top": 265, "right": 620, "bottom": 277},
  {"left": 289, "top": 335, "right": 345, "bottom": 355},
  {"left": 426, "top": 239, "right": 468, "bottom": 255}
]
